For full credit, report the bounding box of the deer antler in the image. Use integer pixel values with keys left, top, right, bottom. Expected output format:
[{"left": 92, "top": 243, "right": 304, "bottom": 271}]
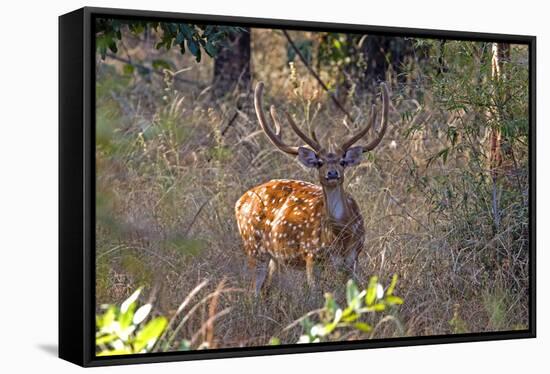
[
  {"left": 254, "top": 82, "right": 300, "bottom": 155},
  {"left": 255, "top": 82, "right": 322, "bottom": 154},
  {"left": 280, "top": 110, "right": 321, "bottom": 152},
  {"left": 340, "top": 104, "right": 377, "bottom": 151},
  {"left": 341, "top": 83, "right": 390, "bottom": 152}
]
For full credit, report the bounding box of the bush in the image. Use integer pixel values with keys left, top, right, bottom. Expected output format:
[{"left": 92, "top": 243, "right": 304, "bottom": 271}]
[
  {"left": 272, "top": 275, "right": 404, "bottom": 344},
  {"left": 96, "top": 288, "right": 167, "bottom": 356}
]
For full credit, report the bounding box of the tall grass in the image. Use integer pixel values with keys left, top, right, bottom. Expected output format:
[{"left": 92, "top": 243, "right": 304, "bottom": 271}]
[{"left": 95, "top": 32, "right": 529, "bottom": 350}]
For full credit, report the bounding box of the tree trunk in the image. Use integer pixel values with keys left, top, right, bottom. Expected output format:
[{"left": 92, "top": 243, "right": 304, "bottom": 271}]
[
  {"left": 489, "top": 42, "right": 511, "bottom": 231},
  {"left": 359, "top": 36, "right": 415, "bottom": 96},
  {"left": 212, "top": 29, "right": 251, "bottom": 98}
]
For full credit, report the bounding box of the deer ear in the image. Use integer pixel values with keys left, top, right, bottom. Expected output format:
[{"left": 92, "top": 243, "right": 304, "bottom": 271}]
[
  {"left": 342, "top": 146, "right": 363, "bottom": 166},
  {"left": 297, "top": 146, "right": 319, "bottom": 168}
]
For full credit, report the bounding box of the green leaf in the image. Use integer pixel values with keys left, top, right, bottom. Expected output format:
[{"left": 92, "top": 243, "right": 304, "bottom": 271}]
[
  {"left": 179, "top": 339, "right": 191, "bottom": 351},
  {"left": 98, "top": 306, "right": 116, "bottom": 329},
  {"left": 369, "top": 303, "right": 386, "bottom": 312},
  {"left": 129, "top": 23, "right": 144, "bottom": 34},
  {"left": 323, "top": 292, "right": 338, "bottom": 317},
  {"left": 333, "top": 308, "right": 343, "bottom": 324},
  {"left": 366, "top": 276, "right": 379, "bottom": 306},
  {"left": 180, "top": 24, "right": 195, "bottom": 39},
  {"left": 175, "top": 31, "right": 185, "bottom": 45},
  {"left": 300, "top": 316, "right": 313, "bottom": 333},
  {"left": 341, "top": 305, "right": 354, "bottom": 319},
  {"left": 346, "top": 279, "right": 359, "bottom": 306},
  {"left": 204, "top": 41, "right": 218, "bottom": 57},
  {"left": 133, "top": 304, "right": 152, "bottom": 324},
  {"left": 269, "top": 337, "right": 281, "bottom": 345},
  {"left": 386, "top": 295, "right": 404, "bottom": 305},
  {"left": 119, "top": 302, "right": 137, "bottom": 330},
  {"left": 97, "top": 348, "right": 133, "bottom": 356},
  {"left": 309, "top": 323, "right": 326, "bottom": 337},
  {"left": 121, "top": 288, "right": 142, "bottom": 313},
  {"left": 321, "top": 322, "right": 337, "bottom": 336},
  {"left": 95, "top": 333, "right": 118, "bottom": 345},
  {"left": 187, "top": 38, "right": 198, "bottom": 55},
  {"left": 387, "top": 274, "right": 398, "bottom": 296},
  {"left": 108, "top": 40, "right": 118, "bottom": 54},
  {"left": 353, "top": 322, "right": 372, "bottom": 333},
  {"left": 341, "top": 312, "right": 359, "bottom": 323},
  {"left": 133, "top": 316, "right": 168, "bottom": 352}
]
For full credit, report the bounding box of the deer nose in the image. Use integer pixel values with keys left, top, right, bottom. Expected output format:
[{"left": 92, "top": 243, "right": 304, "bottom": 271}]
[{"left": 326, "top": 170, "right": 340, "bottom": 180}]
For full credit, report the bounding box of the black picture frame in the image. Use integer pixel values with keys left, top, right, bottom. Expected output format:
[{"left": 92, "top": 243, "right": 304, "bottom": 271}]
[{"left": 59, "top": 6, "right": 537, "bottom": 367}]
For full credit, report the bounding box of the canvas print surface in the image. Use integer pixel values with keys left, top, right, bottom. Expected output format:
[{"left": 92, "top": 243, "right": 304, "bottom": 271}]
[{"left": 94, "top": 17, "right": 530, "bottom": 356}]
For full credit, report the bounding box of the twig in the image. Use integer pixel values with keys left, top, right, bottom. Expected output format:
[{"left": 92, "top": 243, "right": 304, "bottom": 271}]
[
  {"left": 155, "top": 279, "right": 210, "bottom": 351},
  {"left": 369, "top": 315, "right": 404, "bottom": 338},
  {"left": 279, "top": 308, "right": 324, "bottom": 334},
  {"left": 165, "top": 288, "right": 243, "bottom": 349},
  {"left": 190, "top": 307, "right": 232, "bottom": 347},
  {"left": 96, "top": 244, "right": 126, "bottom": 260},
  {"left": 282, "top": 30, "right": 354, "bottom": 123},
  {"left": 205, "top": 279, "right": 227, "bottom": 348},
  {"left": 183, "top": 199, "right": 212, "bottom": 237},
  {"left": 104, "top": 53, "right": 204, "bottom": 88},
  {"left": 220, "top": 110, "right": 239, "bottom": 136},
  {"left": 97, "top": 244, "right": 177, "bottom": 270}
]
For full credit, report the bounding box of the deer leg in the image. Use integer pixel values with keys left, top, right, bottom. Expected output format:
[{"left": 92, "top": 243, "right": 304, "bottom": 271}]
[
  {"left": 247, "top": 256, "right": 257, "bottom": 293},
  {"left": 344, "top": 244, "right": 361, "bottom": 278},
  {"left": 306, "top": 255, "right": 315, "bottom": 289},
  {"left": 263, "top": 258, "right": 278, "bottom": 290},
  {"left": 250, "top": 257, "right": 269, "bottom": 297}
]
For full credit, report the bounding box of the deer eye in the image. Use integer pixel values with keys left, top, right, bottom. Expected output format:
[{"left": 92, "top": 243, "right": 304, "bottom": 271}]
[
  {"left": 316, "top": 160, "right": 324, "bottom": 168},
  {"left": 340, "top": 159, "right": 347, "bottom": 167}
]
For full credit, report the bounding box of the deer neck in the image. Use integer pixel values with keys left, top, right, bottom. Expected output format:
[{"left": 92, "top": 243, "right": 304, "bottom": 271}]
[{"left": 322, "top": 184, "right": 350, "bottom": 227}]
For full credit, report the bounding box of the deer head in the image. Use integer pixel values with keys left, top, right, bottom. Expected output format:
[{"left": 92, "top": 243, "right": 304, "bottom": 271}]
[{"left": 254, "top": 82, "right": 390, "bottom": 188}]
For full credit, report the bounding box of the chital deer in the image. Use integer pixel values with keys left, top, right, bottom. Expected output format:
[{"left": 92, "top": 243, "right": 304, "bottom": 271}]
[{"left": 235, "top": 82, "right": 390, "bottom": 295}]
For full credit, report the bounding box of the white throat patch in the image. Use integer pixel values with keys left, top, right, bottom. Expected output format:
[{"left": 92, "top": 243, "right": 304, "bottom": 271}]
[{"left": 326, "top": 187, "right": 345, "bottom": 221}]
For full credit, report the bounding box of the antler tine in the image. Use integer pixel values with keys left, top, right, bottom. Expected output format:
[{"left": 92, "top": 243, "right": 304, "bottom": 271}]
[
  {"left": 340, "top": 82, "right": 390, "bottom": 153},
  {"left": 276, "top": 109, "right": 321, "bottom": 152},
  {"left": 362, "top": 82, "right": 390, "bottom": 152},
  {"left": 340, "top": 104, "right": 376, "bottom": 151},
  {"left": 254, "top": 82, "right": 299, "bottom": 156},
  {"left": 310, "top": 125, "right": 320, "bottom": 145}
]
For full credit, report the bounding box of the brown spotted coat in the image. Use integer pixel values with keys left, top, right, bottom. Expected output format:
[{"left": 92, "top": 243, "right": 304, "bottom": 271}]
[{"left": 235, "top": 179, "right": 364, "bottom": 291}]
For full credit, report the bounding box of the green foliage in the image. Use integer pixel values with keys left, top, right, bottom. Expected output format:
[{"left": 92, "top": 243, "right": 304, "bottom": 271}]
[
  {"left": 316, "top": 32, "right": 354, "bottom": 88},
  {"left": 95, "top": 18, "right": 246, "bottom": 61},
  {"left": 96, "top": 288, "right": 168, "bottom": 356},
  {"left": 407, "top": 41, "right": 529, "bottom": 242},
  {"left": 287, "top": 39, "right": 313, "bottom": 65},
  {"left": 449, "top": 304, "right": 468, "bottom": 334},
  {"left": 121, "top": 254, "right": 153, "bottom": 286},
  {"left": 274, "top": 276, "right": 403, "bottom": 344},
  {"left": 160, "top": 236, "right": 206, "bottom": 257},
  {"left": 482, "top": 287, "right": 512, "bottom": 331},
  {"left": 317, "top": 33, "right": 350, "bottom": 69}
]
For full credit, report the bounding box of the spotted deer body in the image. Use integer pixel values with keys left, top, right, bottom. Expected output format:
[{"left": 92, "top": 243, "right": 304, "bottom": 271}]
[{"left": 236, "top": 82, "right": 390, "bottom": 295}]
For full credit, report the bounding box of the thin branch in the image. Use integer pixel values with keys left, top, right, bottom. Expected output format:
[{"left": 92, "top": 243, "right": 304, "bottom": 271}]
[
  {"left": 279, "top": 308, "right": 324, "bottom": 335},
  {"left": 220, "top": 110, "right": 239, "bottom": 136},
  {"left": 155, "top": 279, "right": 210, "bottom": 351},
  {"left": 282, "top": 30, "right": 354, "bottom": 123},
  {"left": 104, "top": 53, "right": 204, "bottom": 88},
  {"left": 183, "top": 199, "right": 212, "bottom": 237}
]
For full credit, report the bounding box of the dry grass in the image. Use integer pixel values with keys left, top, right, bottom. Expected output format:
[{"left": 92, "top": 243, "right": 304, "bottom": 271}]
[{"left": 95, "top": 31, "right": 529, "bottom": 350}]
